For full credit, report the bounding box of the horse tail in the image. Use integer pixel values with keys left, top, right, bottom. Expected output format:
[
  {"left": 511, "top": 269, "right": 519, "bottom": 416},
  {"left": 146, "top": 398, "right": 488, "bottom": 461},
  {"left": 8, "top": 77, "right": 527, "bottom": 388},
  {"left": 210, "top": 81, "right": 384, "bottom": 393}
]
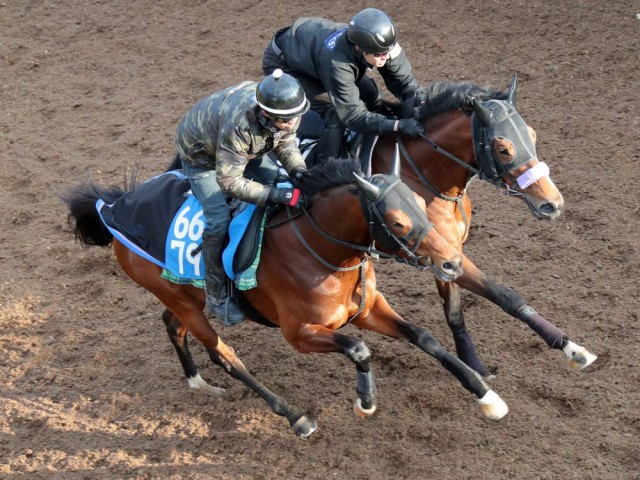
[{"left": 60, "top": 180, "right": 130, "bottom": 248}]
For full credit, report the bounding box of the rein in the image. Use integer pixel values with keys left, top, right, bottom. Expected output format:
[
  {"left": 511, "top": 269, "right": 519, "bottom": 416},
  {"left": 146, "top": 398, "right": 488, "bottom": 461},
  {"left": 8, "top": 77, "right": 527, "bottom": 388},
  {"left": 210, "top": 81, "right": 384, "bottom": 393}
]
[
  {"left": 276, "top": 176, "right": 433, "bottom": 322},
  {"left": 397, "top": 134, "right": 472, "bottom": 233},
  {"left": 395, "top": 106, "right": 533, "bottom": 228},
  {"left": 285, "top": 205, "right": 368, "bottom": 323},
  {"left": 285, "top": 188, "right": 430, "bottom": 271}
]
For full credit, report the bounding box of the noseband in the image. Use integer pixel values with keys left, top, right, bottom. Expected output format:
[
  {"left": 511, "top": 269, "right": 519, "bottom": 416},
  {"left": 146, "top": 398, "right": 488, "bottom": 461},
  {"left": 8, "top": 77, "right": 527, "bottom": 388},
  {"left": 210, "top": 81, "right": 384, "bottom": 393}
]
[
  {"left": 397, "top": 98, "right": 549, "bottom": 201},
  {"left": 359, "top": 174, "right": 434, "bottom": 268},
  {"left": 471, "top": 99, "right": 547, "bottom": 197}
]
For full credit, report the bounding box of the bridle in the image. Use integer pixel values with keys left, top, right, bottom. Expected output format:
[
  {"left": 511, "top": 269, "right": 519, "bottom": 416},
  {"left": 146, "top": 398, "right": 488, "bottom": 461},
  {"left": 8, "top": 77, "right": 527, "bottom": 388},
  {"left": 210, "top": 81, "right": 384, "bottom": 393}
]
[
  {"left": 284, "top": 172, "right": 434, "bottom": 272},
  {"left": 397, "top": 75, "right": 550, "bottom": 205},
  {"left": 278, "top": 171, "right": 434, "bottom": 323}
]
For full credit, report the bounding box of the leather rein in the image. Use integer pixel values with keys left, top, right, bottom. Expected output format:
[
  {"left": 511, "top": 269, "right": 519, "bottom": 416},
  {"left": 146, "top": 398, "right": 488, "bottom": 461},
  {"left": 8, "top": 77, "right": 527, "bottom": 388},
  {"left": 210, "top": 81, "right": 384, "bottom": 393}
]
[{"left": 283, "top": 175, "right": 433, "bottom": 272}]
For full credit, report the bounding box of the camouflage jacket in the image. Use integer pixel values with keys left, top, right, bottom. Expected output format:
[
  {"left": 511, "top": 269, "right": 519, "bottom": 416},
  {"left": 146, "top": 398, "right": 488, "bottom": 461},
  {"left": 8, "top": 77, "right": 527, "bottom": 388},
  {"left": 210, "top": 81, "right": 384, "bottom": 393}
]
[{"left": 175, "top": 81, "right": 306, "bottom": 205}]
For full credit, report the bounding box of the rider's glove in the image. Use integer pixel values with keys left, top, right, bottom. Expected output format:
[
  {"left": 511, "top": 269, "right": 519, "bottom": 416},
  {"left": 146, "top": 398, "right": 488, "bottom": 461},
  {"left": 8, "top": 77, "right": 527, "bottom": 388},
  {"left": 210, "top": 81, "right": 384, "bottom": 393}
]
[
  {"left": 396, "top": 119, "right": 424, "bottom": 137},
  {"left": 267, "top": 187, "right": 306, "bottom": 208},
  {"left": 290, "top": 168, "right": 306, "bottom": 182}
]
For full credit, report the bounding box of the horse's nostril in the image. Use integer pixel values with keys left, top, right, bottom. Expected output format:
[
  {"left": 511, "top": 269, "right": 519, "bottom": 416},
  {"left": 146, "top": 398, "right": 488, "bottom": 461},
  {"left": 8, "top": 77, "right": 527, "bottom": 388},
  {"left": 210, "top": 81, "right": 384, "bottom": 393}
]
[
  {"left": 442, "top": 262, "right": 456, "bottom": 274},
  {"left": 539, "top": 203, "right": 557, "bottom": 215}
]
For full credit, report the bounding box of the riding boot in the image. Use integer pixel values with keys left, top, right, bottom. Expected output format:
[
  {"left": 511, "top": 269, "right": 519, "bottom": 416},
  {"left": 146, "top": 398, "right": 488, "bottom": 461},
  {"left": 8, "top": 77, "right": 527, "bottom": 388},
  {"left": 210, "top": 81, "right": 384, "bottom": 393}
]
[
  {"left": 201, "top": 232, "right": 245, "bottom": 326},
  {"left": 315, "top": 109, "right": 345, "bottom": 164}
]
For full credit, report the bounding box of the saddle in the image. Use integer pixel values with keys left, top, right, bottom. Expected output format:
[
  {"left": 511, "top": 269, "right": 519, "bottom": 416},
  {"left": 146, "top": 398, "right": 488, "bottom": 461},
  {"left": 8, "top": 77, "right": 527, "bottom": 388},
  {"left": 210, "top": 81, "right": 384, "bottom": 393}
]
[{"left": 95, "top": 168, "right": 277, "bottom": 290}]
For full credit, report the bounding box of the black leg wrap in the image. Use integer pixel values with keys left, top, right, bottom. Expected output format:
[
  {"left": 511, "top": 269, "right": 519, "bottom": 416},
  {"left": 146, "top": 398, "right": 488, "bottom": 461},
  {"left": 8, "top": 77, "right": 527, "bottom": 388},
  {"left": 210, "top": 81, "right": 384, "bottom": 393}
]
[
  {"left": 356, "top": 369, "right": 376, "bottom": 409},
  {"left": 453, "top": 331, "right": 488, "bottom": 376},
  {"left": 517, "top": 305, "right": 567, "bottom": 349},
  {"left": 441, "top": 351, "right": 489, "bottom": 398}
]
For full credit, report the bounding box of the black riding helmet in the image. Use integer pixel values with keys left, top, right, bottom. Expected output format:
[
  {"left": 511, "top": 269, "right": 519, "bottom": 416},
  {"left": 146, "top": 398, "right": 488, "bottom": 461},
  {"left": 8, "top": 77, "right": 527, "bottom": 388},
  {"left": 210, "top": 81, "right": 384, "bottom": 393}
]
[
  {"left": 346, "top": 8, "right": 396, "bottom": 54},
  {"left": 256, "top": 69, "right": 310, "bottom": 120}
]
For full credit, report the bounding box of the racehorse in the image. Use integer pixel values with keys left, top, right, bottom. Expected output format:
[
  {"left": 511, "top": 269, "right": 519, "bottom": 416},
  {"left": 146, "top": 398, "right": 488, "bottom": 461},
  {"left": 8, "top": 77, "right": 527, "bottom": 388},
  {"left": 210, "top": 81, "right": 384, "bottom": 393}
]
[
  {"left": 369, "top": 75, "right": 597, "bottom": 375},
  {"left": 62, "top": 156, "right": 508, "bottom": 437}
]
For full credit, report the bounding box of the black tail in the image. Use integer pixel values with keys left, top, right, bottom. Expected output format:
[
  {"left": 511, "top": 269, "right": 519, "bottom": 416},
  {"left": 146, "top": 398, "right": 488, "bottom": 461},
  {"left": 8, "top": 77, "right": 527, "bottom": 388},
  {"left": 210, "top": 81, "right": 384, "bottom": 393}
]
[{"left": 60, "top": 177, "right": 134, "bottom": 248}]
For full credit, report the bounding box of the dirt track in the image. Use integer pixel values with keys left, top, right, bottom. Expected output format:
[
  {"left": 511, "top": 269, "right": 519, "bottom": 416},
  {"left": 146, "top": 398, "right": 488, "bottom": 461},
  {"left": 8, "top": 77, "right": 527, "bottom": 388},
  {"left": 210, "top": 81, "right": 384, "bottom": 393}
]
[{"left": 1, "top": 1, "right": 639, "bottom": 479}]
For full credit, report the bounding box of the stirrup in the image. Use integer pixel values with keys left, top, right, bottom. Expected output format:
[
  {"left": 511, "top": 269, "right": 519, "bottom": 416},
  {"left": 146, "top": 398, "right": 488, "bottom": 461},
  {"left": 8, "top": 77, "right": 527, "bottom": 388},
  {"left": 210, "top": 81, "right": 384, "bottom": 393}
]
[{"left": 209, "top": 297, "right": 245, "bottom": 327}]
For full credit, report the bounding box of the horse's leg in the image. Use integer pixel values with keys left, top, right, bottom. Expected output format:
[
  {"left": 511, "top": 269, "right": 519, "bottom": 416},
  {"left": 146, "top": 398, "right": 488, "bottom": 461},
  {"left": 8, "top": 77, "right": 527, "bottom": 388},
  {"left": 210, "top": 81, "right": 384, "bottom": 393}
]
[
  {"left": 353, "top": 292, "right": 509, "bottom": 420},
  {"left": 282, "top": 323, "right": 379, "bottom": 419},
  {"left": 161, "top": 308, "right": 224, "bottom": 395},
  {"left": 203, "top": 339, "right": 317, "bottom": 437},
  {"left": 434, "top": 279, "right": 491, "bottom": 377},
  {"left": 167, "top": 305, "right": 316, "bottom": 437},
  {"left": 455, "top": 254, "right": 597, "bottom": 369}
]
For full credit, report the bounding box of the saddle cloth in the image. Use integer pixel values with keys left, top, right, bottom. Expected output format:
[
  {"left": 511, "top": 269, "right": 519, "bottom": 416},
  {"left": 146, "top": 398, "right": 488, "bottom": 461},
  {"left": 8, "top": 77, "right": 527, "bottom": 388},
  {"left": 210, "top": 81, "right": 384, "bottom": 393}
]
[{"left": 95, "top": 170, "right": 264, "bottom": 290}]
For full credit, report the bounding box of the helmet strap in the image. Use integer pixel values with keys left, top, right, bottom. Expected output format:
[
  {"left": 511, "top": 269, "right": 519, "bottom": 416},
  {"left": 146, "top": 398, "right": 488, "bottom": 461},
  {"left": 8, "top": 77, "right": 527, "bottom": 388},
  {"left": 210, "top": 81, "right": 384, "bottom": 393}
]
[
  {"left": 258, "top": 109, "right": 279, "bottom": 133},
  {"left": 353, "top": 46, "right": 374, "bottom": 68}
]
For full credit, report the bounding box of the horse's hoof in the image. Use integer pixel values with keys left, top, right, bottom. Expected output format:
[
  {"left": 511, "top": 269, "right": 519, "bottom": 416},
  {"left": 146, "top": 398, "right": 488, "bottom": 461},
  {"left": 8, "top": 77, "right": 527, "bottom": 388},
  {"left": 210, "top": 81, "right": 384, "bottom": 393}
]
[
  {"left": 292, "top": 415, "right": 317, "bottom": 438},
  {"left": 563, "top": 341, "right": 598, "bottom": 369},
  {"left": 482, "top": 366, "right": 498, "bottom": 381},
  {"left": 478, "top": 390, "right": 509, "bottom": 420},
  {"left": 187, "top": 374, "right": 225, "bottom": 395},
  {"left": 353, "top": 398, "right": 377, "bottom": 419}
]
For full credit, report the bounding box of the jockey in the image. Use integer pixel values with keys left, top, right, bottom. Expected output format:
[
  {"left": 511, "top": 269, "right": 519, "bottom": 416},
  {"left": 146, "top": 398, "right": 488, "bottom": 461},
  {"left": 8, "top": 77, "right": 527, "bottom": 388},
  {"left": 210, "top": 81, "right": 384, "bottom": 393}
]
[
  {"left": 175, "top": 70, "right": 309, "bottom": 325},
  {"left": 262, "top": 8, "right": 426, "bottom": 163}
]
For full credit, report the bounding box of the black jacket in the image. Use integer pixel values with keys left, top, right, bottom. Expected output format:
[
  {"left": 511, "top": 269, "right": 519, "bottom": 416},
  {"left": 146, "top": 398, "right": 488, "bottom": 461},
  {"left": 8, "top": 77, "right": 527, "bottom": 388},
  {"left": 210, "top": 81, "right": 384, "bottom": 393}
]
[{"left": 280, "top": 17, "right": 422, "bottom": 134}]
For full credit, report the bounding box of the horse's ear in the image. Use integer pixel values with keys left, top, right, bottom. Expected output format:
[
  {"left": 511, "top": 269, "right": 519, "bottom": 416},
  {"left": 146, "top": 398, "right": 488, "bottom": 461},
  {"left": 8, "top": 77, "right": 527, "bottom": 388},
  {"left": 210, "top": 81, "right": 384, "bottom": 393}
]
[
  {"left": 507, "top": 74, "right": 518, "bottom": 107},
  {"left": 473, "top": 98, "right": 494, "bottom": 126},
  {"left": 390, "top": 143, "right": 401, "bottom": 177},
  {"left": 353, "top": 173, "right": 381, "bottom": 201}
]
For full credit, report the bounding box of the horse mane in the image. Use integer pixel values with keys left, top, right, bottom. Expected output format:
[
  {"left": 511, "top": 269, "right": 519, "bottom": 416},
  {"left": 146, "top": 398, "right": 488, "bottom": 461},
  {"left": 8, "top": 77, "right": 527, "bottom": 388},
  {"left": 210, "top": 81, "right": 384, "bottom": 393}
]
[
  {"left": 296, "top": 157, "right": 362, "bottom": 196},
  {"left": 416, "top": 81, "right": 508, "bottom": 121}
]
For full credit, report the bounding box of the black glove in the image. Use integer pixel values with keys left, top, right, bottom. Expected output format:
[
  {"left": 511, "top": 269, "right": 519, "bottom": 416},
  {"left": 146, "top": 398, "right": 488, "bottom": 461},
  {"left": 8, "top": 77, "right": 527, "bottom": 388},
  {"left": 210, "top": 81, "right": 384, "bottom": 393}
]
[
  {"left": 412, "top": 91, "right": 429, "bottom": 109},
  {"left": 267, "top": 187, "right": 306, "bottom": 208},
  {"left": 289, "top": 168, "right": 307, "bottom": 183},
  {"left": 397, "top": 119, "right": 424, "bottom": 137}
]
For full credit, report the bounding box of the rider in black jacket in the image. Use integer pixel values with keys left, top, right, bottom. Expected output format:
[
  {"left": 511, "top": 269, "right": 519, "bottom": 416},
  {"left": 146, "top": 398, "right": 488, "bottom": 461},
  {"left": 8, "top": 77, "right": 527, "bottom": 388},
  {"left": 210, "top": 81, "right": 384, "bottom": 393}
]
[{"left": 263, "top": 8, "right": 426, "bottom": 163}]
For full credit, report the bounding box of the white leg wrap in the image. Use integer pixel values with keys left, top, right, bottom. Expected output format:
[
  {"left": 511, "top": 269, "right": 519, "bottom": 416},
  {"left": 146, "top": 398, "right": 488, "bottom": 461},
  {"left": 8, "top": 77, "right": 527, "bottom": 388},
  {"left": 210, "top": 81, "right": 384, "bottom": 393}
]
[
  {"left": 353, "top": 398, "right": 377, "bottom": 419},
  {"left": 478, "top": 390, "right": 509, "bottom": 420},
  {"left": 187, "top": 374, "right": 225, "bottom": 395},
  {"left": 563, "top": 340, "right": 598, "bottom": 369}
]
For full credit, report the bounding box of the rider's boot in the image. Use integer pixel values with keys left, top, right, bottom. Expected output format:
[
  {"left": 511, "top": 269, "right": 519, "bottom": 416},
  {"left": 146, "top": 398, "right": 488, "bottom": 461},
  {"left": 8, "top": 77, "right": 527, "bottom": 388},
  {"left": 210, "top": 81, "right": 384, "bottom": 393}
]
[
  {"left": 201, "top": 232, "right": 245, "bottom": 326},
  {"left": 315, "top": 109, "right": 345, "bottom": 164}
]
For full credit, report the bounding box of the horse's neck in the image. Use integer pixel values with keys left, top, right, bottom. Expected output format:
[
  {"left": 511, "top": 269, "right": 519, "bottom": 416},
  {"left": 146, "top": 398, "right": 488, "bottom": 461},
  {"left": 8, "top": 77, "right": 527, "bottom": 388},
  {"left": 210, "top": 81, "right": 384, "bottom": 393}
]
[
  {"left": 391, "top": 111, "right": 475, "bottom": 199},
  {"left": 301, "top": 187, "right": 369, "bottom": 265}
]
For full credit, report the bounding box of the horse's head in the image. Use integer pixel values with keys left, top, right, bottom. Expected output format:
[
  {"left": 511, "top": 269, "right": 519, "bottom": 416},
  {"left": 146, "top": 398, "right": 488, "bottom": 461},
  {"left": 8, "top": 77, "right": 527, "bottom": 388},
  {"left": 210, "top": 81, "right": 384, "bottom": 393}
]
[
  {"left": 472, "top": 75, "right": 564, "bottom": 220},
  {"left": 353, "top": 148, "right": 463, "bottom": 282}
]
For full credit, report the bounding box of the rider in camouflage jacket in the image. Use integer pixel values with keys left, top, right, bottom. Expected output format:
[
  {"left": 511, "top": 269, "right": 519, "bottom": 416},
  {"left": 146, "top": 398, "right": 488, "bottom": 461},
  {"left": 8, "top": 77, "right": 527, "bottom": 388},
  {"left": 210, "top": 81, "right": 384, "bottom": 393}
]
[
  {"left": 175, "top": 81, "right": 306, "bottom": 206},
  {"left": 174, "top": 71, "right": 309, "bottom": 326}
]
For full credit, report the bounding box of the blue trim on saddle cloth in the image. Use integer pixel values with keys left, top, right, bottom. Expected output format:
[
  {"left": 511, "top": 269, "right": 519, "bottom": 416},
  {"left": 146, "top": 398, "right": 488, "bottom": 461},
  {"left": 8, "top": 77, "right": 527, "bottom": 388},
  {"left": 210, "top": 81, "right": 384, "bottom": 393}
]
[
  {"left": 225, "top": 182, "right": 290, "bottom": 289},
  {"left": 229, "top": 211, "right": 266, "bottom": 291},
  {"left": 95, "top": 169, "right": 188, "bottom": 271},
  {"left": 222, "top": 202, "right": 256, "bottom": 280},
  {"left": 97, "top": 198, "right": 166, "bottom": 269},
  {"left": 94, "top": 168, "right": 266, "bottom": 290}
]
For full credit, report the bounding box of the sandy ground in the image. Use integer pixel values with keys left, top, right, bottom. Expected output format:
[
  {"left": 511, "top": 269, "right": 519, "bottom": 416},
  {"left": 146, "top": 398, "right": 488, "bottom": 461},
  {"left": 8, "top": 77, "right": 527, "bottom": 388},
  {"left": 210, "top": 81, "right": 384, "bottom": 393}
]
[{"left": 1, "top": 1, "right": 639, "bottom": 479}]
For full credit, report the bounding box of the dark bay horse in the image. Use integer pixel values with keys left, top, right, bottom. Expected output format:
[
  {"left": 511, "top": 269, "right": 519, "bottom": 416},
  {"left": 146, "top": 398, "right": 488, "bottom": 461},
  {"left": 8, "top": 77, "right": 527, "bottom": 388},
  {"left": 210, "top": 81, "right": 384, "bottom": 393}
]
[
  {"left": 370, "top": 76, "right": 597, "bottom": 375},
  {"left": 63, "top": 158, "right": 509, "bottom": 437}
]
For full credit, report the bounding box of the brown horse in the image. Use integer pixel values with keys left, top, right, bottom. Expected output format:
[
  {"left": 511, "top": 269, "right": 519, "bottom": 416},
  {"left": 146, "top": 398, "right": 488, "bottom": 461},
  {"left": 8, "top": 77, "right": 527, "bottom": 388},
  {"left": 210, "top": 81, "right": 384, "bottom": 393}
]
[
  {"left": 370, "top": 75, "right": 597, "bottom": 375},
  {"left": 62, "top": 157, "right": 509, "bottom": 437}
]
